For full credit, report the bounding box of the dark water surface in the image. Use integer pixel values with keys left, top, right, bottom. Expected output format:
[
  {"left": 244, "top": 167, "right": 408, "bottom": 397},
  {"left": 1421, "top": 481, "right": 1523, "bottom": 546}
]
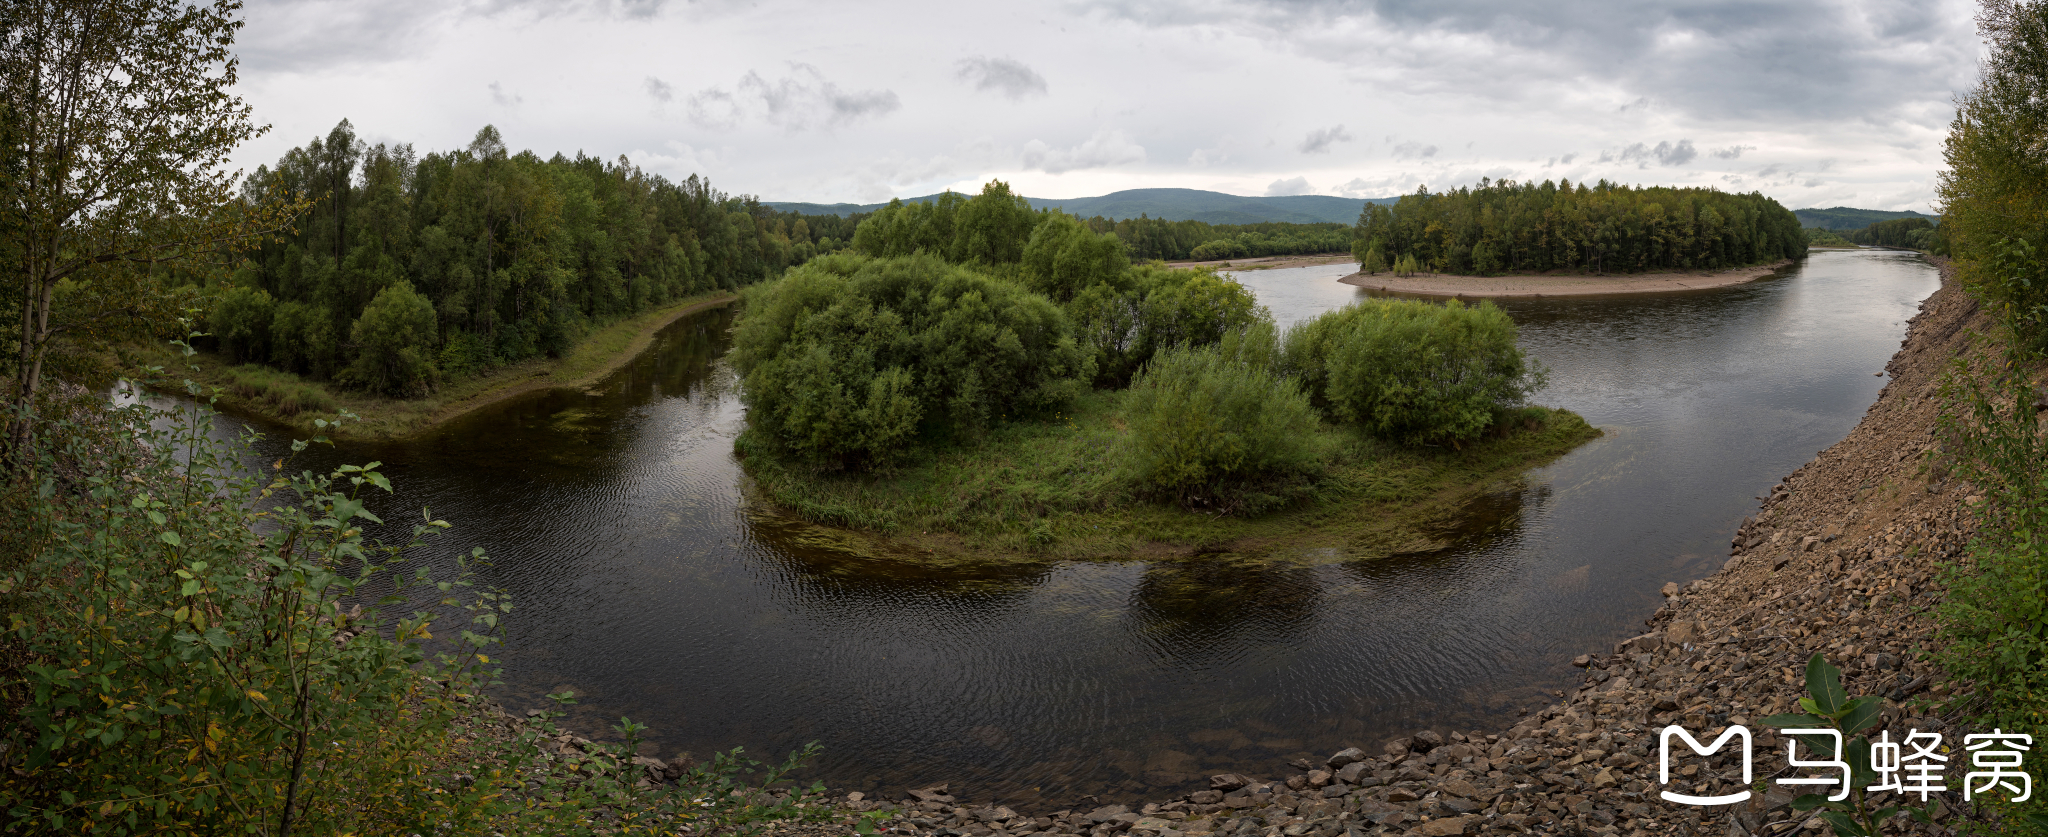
[{"left": 175, "top": 249, "right": 1938, "bottom": 807}]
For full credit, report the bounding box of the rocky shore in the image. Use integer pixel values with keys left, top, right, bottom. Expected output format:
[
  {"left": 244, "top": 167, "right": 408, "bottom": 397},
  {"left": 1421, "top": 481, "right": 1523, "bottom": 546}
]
[{"left": 700, "top": 260, "right": 1989, "bottom": 837}]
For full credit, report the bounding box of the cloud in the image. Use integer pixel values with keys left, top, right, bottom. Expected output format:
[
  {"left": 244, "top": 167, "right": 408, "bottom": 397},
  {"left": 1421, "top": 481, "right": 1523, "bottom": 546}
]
[
  {"left": 1298, "top": 124, "right": 1353, "bottom": 154},
  {"left": 1265, "top": 176, "right": 1313, "bottom": 196},
  {"left": 1712, "top": 144, "right": 1754, "bottom": 160},
  {"left": 1543, "top": 152, "right": 1579, "bottom": 168},
  {"left": 687, "top": 64, "right": 900, "bottom": 131},
  {"left": 1618, "top": 97, "right": 1651, "bottom": 113},
  {"left": 489, "top": 81, "right": 523, "bottom": 107},
  {"left": 955, "top": 57, "right": 1049, "bottom": 100},
  {"left": 1189, "top": 147, "right": 1228, "bottom": 166},
  {"left": 1022, "top": 129, "right": 1147, "bottom": 174},
  {"left": 1615, "top": 139, "right": 1697, "bottom": 168},
  {"left": 1392, "top": 141, "right": 1438, "bottom": 160},
  {"left": 645, "top": 76, "right": 674, "bottom": 104}
]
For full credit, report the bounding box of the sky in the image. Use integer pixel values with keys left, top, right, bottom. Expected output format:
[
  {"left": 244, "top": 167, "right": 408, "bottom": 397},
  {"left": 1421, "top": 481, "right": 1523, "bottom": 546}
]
[{"left": 232, "top": 0, "right": 1982, "bottom": 212}]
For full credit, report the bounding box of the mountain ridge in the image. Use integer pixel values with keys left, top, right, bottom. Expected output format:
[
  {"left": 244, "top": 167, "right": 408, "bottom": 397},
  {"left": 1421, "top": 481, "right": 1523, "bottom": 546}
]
[{"left": 766, "top": 187, "right": 1397, "bottom": 225}]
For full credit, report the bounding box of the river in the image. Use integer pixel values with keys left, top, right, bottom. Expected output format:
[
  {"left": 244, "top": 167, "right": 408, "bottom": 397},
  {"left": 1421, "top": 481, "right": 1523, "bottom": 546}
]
[{"left": 159, "top": 248, "right": 1940, "bottom": 807}]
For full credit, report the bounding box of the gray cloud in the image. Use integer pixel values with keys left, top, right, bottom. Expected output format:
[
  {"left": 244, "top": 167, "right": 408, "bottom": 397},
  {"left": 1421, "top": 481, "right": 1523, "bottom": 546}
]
[
  {"left": 1298, "top": 124, "right": 1353, "bottom": 154},
  {"left": 489, "top": 81, "right": 523, "bottom": 107},
  {"left": 1615, "top": 139, "right": 1697, "bottom": 168},
  {"left": 955, "top": 57, "right": 1049, "bottom": 100},
  {"left": 1392, "top": 141, "right": 1437, "bottom": 160},
  {"left": 1022, "top": 130, "right": 1147, "bottom": 174},
  {"left": 1088, "top": 0, "right": 1975, "bottom": 126},
  {"left": 645, "top": 76, "right": 674, "bottom": 104},
  {"left": 688, "top": 64, "right": 900, "bottom": 131},
  {"left": 1265, "top": 175, "right": 1313, "bottom": 195},
  {"left": 1712, "top": 144, "right": 1754, "bottom": 160}
]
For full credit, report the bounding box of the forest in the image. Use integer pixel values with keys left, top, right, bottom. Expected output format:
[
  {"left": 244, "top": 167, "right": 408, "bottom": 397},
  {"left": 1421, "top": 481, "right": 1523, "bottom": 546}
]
[
  {"left": 827, "top": 192, "right": 1352, "bottom": 263},
  {"left": 1839, "top": 217, "right": 1946, "bottom": 250},
  {"left": 211, "top": 120, "right": 818, "bottom": 395},
  {"left": 1349, "top": 179, "right": 1807, "bottom": 276}
]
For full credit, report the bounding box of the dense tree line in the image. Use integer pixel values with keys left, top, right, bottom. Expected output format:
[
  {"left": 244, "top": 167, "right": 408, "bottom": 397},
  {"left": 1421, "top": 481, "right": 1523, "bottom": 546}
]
[
  {"left": 1350, "top": 179, "right": 1806, "bottom": 276},
  {"left": 1841, "top": 217, "right": 1946, "bottom": 251},
  {"left": 1075, "top": 216, "right": 1351, "bottom": 261},
  {"left": 211, "top": 120, "right": 802, "bottom": 395}
]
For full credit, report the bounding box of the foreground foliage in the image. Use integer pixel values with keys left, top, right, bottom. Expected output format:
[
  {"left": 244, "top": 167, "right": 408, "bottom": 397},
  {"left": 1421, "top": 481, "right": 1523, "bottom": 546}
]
[
  {"left": 0, "top": 361, "right": 831, "bottom": 835},
  {"left": 1940, "top": 0, "right": 2048, "bottom": 352}
]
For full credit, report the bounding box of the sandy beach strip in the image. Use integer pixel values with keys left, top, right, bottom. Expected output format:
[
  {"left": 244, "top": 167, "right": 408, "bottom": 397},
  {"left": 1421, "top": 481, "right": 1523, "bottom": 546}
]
[{"left": 1336, "top": 259, "right": 1795, "bottom": 298}]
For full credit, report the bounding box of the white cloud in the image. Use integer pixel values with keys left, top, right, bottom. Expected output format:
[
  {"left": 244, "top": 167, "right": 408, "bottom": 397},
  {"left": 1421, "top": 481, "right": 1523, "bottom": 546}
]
[
  {"left": 687, "top": 63, "right": 899, "bottom": 132},
  {"left": 1299, "top": 124, "right": 1353, "bottom": 154},
  {"left": 1265, "top": 175, "right": 1313, "bottom": 196},
  {"left": 1022, "top": 130, "right": 1147, "bottom": 174}
]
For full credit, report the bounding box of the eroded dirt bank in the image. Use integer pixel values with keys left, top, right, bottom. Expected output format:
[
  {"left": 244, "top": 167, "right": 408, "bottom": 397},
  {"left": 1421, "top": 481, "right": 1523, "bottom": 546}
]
[{"left": 554, "top": 260, "right": 1979, "bottom": 836}]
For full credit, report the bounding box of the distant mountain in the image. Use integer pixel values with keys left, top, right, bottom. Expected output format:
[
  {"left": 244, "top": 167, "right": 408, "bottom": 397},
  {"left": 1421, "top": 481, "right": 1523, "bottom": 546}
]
[
  {"left": 1794, "top": 207, "right": 1939, "bottom": 230},
  {"left": 766, "top": 188, "right": 1399, "bottom": 225}
]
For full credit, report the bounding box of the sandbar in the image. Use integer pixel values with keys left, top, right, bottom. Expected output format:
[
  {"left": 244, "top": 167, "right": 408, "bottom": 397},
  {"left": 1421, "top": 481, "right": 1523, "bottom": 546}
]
[{"left": 1337, "top": 259, "right": 1795, "bottom": 298}]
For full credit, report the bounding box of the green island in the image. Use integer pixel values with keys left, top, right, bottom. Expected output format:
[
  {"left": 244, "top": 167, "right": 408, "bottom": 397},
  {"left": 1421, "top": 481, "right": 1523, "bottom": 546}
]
[{"left": 727, "top": 182, "right": 1601, "bottom": 562}]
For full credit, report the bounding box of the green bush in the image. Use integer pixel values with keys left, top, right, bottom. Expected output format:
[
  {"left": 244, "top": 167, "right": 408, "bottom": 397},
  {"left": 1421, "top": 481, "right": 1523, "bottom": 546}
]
[
  {"left": 731, "top": 254, "right": 1092, "bottom": 468},
  {"left": 208, "top": 285, "right": 274, "bottom": 364},
  {"left": 1068, "top": 265, "right": 1270, "bottom": 387},
  {"left": 948, "top": 180, "right": 1040, "bottom": 265},
  {"left": 1119, "top": 326, "right": 1320, "bottom": 511},
  {"left": 346, "top": 280, "right": 438, "bottom": 397},
  {"left": 1019, "top": 212, "right": 1129, "bottom": 303},
  {"left": 1283, "top": 298, "right": 1540, "bottom": 445}
]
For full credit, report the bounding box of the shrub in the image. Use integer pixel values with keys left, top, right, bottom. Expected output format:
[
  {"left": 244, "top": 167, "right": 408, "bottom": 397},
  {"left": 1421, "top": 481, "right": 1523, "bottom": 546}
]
[
  {"left": 948, "top": 180, "right": 1040, "bottom": 265},
  {"left": 1019, "top": 212, "right": 1129, "bottom": 303},
  {"left": 208, "top": 285, "right": 275, "bottom": 364},
  {"left": 731, "top": 254, "right": 1092, "bottom": 468},
  {"left": 347, "top": 280, "right": 438, "bottom": 397},
  {"left": 1119, "top": 325, "right": 1320, "bottom": 511},
  {"left": 1068, "top": 265, "right": 1270, "bottom": 387},
  {"left": 1283, "top": 298, "right": 1540, "bottom": 445}
]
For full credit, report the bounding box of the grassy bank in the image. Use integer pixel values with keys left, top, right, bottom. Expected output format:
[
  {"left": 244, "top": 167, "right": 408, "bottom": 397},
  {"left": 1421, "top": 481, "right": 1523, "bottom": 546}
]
[
  {"left": 123, "top": 292, "right": 735, "bottom": 441},
  {"left": 737, "top": 390, "right": 1599, "bottom": 564}
]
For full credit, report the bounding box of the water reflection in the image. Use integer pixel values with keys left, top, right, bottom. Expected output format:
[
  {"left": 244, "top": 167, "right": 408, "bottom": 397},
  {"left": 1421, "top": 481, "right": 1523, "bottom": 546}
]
[{"left": 158, "top": 249, "right": 1939, "bottom": 806}]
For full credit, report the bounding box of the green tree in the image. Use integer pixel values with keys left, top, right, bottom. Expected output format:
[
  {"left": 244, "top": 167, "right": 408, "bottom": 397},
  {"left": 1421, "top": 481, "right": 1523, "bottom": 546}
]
[
  {"left": 0, "top": 0, "right": 299, "bottom": 457},
  {"left": 1020, "top": 212, "right": 1129, "bottom": 303},
  {"left": 346, "top": 280, "right": 438, "bottom": 397},
  {"left": 1283, "top": 298, "right": 1540, "bottom": 446},
  {"left": 949, "top": 179, "right": 1038, "bottom": 265},
  {"left": 1358, "top": 239, "right": 1387, "bottom": 275}
]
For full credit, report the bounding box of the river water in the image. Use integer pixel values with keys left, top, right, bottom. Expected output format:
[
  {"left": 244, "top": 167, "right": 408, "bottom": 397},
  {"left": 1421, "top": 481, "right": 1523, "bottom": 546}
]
[{"left": 167, "top": 248, "right": 1938, "bottom": 806}]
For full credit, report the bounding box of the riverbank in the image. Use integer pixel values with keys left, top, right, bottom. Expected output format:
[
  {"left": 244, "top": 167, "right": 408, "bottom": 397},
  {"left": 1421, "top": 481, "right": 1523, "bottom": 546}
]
[
  {"left": 737, "top": 396, "right": 1599, "bottom": 565},
  {"left": 1338, "top": 260, "right": 1795, "bottom": 299},
  {"left": 726, "top": 259, "right": 1989, "bottom": 836},
  {"left": 126, "top": 292, "right": 735, "bottom": 442}
]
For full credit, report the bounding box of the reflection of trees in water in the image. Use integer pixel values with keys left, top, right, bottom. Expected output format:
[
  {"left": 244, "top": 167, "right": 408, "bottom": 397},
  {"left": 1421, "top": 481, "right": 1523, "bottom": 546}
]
[
  {"left": 741, "top": 513, "right": 1057, "bottom": 614},
  {"left": 1126, "top": 555, "right": 1320, "bottom": 664},
  {"left": 1340, "top": 481, "right": 1537, "bottom": 584}
]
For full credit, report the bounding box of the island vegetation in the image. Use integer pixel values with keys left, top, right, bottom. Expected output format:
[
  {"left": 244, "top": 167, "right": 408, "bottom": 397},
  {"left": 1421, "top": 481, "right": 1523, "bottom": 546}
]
[
  {"left": 1804, "top": 227, "right": 1858, "bottom": 247},
  {"left": 731, "top": 181, "right": 1596, "bottom": 558},
  {"left": 1347, "top": 179, "right": 1806, "bottom": 277},
  {"left": 1839, "top": 216, "right": 1947, "bottom": 251}
]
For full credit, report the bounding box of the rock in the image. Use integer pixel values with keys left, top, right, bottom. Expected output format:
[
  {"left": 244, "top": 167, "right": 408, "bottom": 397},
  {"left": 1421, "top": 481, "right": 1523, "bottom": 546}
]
[
  {"left": 630, "top": 755, "right": 668, "bottom": 782},
  {"left": 1386, "top": 788, "right": 1420, "bottom": 803},
  {"left": 1334, "top": 761, "right": 1370, "bottom": 784},
  {"left": 1087, "top": 804, "right": 1131, "bottom": 823},
  {"left": 1188, "top": 790, "right": 1223, "bottom": 805},
  {"left": 1571, "top": 654, "right": 1592, "bottom": 668},
  {"left": 1666, "top": 620, "right": 1697, "bottom": 645},
  {"left": 1305, "top": 769, "right": 1332, "bottom": 787},
  {"left": 1440, "top": 796, "right": 1483, "bottom": 814},
  {"left": 975, "top": 806, "right": 1018, "bottom": 823},
  {"left": 1326, "top": 747, "right": 1367, "bottom": 768},
  {"left": 1418, "top": 815, "right": 1474, "bottom": 835},
  {"left": 1661, "top": 582, "right": 1681, "bottom": 597},
  {"left": 1411, "top": 731, "right": 1444, "bottom": 752},
  {"left": 1616, "top": 631, "right": 1663, "bottom": 654},
  {"left": 1209, "top": 773, "right": 1250, "bottom": 792},
  {"left": 1381, "top": 737, "right": 1411, "bottom": 756}
]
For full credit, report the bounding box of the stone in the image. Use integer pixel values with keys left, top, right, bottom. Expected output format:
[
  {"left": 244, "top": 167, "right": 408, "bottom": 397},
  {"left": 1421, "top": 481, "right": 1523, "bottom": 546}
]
[
  {"left": 1087, "top": 804, "right": 1131, "bottom": 823},
  {"left": 1189, "top": 790, "right": 1224, "bottom": 805},
  {"left": 1418, "top": 815, "right": 1474, "bottom": 835},
  {"left": 1666, "top": 621, "right": 1697, "bottom": 645},
  {"left": 1440, "top": 797, "right": 1483, "bottom": 814},
  {"left": 1335, "top": 762, "right": 1370, "bottom": 784},
  {"left": 1386, "top": 788, "right": 1420, "bottom": 802},
  {"left": 1411, "top": 731, "right": 1444, "bottom": 752},
  {"left": 1617, "top": 632, "right": 1664, "bottom": 655},
  {"left": 1209, "top": 773, "right": 1251, "bottom": 792},
  {"left": 1382, "top": 738, "right": 1412, "bottom": 756},
  {"left": 1306, "top": 769, "right": 1333, "bottom": 787},
  {"left": 1326, "top": 747, "right": 1368, "bottom": 768},
  {"left": 1661, "top": 582, "right": 1681, "bottom": 597},
  {"left": 1572, "top": 654, "right": 1593, "bottom": 668}
]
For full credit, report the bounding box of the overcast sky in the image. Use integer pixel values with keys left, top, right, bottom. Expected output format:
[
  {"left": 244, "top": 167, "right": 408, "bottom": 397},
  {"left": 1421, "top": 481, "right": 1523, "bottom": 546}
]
[{"left": 233, "top": 0, "right": 1980, "bottom": 211}]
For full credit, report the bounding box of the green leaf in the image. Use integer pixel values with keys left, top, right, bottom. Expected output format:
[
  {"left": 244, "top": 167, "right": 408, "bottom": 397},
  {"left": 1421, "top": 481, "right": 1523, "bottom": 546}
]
[
  {"left": 1805, "top": 653, "right": 1846, "bottom": 716},
  {"left": 1760, "top": 713, "right": 1831, "bottom": 729},
  {"left": 331, "top": 497, "right": 364, "bottom": 524},
  {"left": 1839, "top": 696, "right": 1884, "bottom": 736},
  {"left": 158, "top": 531, "right": 181, "bottom": 547},
  {"left": 1819, "top": 810, "right": 1868, "bottom": 836},
  {"left": 1790, "top": 794, "right": 1833, "bottom": 811}
]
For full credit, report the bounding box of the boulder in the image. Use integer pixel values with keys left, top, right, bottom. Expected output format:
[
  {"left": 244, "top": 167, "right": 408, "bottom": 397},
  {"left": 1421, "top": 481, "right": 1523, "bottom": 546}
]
[
  {"left": 1208, "top": 773, "right": 1250, "bottom": 792},
  {"left": 1326, "top": 747, "right": 1368, "bottom": 768}
]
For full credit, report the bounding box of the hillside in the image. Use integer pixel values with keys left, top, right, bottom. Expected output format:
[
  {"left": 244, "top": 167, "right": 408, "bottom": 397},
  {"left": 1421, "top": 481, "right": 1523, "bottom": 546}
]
[
  {"left": 767, "top": 188, "right": 1397, "bottom": 224},
  {"left": 1794, "top": 206, "right": 1939, "bottom": 229}
]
